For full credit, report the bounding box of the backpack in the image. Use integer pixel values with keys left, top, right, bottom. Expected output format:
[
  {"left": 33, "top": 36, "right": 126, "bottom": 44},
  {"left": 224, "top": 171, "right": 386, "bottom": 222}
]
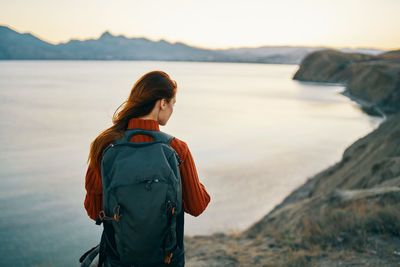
[{"left": 97, "top": 128, "right": 183, "bottom": 266}]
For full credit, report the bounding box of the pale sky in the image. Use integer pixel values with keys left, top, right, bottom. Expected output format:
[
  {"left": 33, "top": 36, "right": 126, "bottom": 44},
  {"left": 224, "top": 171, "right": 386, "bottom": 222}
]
[{"left": 1, "top": 0, "right": 399, "bottom": 50}]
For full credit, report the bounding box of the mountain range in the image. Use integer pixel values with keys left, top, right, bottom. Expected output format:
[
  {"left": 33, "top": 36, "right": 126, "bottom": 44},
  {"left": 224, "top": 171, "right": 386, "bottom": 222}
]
[{"left": 0, "top": 25, "right": 385, "bottom": 64}]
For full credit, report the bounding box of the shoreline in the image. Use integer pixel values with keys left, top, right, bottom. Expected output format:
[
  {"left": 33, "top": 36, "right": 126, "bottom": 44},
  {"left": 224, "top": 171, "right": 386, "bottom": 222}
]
[
  {"left": 185, "top": 49, "right": 400, "bottom": 266},
  {"left": 185, "top": 79, "right": 386, "bottom": 238},
  {"left": 184, "top": 113, "right": 400, "bottom": 266},
  {"left": 252, "top": 84, "right": 387, "bottom": 221},
  {"left": 341, "top": 90, "right": 387, "bottom": 119}
]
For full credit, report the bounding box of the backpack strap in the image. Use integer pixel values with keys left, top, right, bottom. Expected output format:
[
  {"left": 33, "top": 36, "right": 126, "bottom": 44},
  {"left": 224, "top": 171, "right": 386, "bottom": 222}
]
[
  {"left": 79, "top": 244, "right": 100, "bottom": 267},
  {"left": 115, "top": 129, "right": 182, "bottom": 165},
  {"left": 97, "top": 221, "right": 120, "bottom": 267}
]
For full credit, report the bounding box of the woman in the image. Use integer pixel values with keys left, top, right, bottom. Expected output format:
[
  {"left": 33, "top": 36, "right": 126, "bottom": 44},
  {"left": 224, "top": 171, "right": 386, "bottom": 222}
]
[{"left": 84, "top": 71, "right": 210, "bottom": 266}]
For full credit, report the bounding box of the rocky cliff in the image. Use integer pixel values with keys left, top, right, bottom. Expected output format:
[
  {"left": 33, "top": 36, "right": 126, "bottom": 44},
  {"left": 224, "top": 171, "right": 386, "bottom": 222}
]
[{"left": 293, "top": 49, "right": 400, "bottom": 114}]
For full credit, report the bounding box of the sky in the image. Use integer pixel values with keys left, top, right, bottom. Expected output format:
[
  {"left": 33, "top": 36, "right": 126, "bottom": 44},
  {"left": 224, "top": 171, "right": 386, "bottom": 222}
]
[{"left": 1, "top": 0, "right": 399, "bottom": 50}]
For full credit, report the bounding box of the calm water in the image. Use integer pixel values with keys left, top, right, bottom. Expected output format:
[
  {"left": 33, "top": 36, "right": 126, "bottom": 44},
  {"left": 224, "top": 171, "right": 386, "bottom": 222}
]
[{"left": 0, "top": 61, "right": 381, "bottom": 266}]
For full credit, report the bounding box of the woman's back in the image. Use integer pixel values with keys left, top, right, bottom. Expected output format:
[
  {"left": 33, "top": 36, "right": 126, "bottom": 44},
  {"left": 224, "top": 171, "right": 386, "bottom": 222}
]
[{"left": 83, "top": 71, "right": 210, "bottom": 266}]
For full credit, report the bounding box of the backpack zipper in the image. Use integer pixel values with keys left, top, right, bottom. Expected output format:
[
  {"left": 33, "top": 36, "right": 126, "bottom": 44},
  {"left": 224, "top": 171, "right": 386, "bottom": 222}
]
[
  {"left": 145, "top": 178, "right": 160, "bottom": 191},
  {"left": 109, "top": 178, "right": 167, "bottom": 192}
]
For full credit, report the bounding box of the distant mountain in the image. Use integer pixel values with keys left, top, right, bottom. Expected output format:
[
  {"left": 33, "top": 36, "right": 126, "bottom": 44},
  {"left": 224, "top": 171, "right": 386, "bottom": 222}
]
[
  {"left": 55, "top": 31, "right": 228, "bottom": 61},
  {"left": 0, "top": 25, "right": 387, "bottom": 63},
  {"left": 0, "top": 25, "right": 60, "bottom": 59},
  {"left": 215, "top": 46, "right": 384, "bottom": 64}
]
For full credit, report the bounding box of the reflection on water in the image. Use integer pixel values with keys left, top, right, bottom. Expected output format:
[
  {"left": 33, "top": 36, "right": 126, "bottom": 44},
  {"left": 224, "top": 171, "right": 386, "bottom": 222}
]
[{"left": 0, "top": 61, "right": 381, "bottom": 266}]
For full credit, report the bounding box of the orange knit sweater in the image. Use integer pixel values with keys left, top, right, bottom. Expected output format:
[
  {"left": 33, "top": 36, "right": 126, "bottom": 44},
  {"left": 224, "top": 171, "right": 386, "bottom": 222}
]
[{"left": 84, "top": 118, "right": 210, "bottom": 220}]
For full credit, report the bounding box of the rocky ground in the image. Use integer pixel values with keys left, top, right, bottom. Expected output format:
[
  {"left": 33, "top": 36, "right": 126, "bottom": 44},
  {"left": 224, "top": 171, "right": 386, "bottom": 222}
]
[{"left": 184, "top": 49, "right": 400, "bottom": 266}]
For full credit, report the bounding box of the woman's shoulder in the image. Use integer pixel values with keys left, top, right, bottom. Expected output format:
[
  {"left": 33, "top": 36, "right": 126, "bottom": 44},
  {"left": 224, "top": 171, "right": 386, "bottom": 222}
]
[{"left": 169, "top": 136, "right": 189, "bottom": 159}]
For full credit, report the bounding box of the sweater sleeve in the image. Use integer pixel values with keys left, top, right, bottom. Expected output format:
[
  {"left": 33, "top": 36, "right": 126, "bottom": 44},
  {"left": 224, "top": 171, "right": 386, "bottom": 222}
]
[
  {"left": 172, "top": 139, "right": 211, "bottom": 217},
  {"left": 84, "top": 163, "right": 103, "bottom": 221}
]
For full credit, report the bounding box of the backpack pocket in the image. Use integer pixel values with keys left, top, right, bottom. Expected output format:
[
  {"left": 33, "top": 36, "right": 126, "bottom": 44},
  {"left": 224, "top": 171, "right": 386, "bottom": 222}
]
[{"left": 109, "top": 179, "right": 171, "bottom": 266}]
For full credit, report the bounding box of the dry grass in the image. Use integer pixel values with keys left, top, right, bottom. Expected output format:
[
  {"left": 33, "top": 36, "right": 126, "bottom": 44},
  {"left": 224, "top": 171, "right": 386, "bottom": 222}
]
[
  {"left": 284, "top": 249, "right": 314, "bottom": 267},
  {"left": 300, "top": 201, "right": 399, "bottom": 250},
  {"left": 185, "top": 194, "right": 400, "bottom": 266},
  {"left": 271, "top": 198, "right": 400, "bottom": 255},
  {"left": 254, "top": 196, "right": 400, "bottom": 267}
]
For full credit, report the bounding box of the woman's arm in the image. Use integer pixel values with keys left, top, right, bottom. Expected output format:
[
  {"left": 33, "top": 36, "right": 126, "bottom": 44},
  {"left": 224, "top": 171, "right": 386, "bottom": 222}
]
[
  {"left": 84, "top": 164, "right": 103, "bottom": 221},
  {"left": 171, "top": 138, "right": 211, "bottom": 216}
]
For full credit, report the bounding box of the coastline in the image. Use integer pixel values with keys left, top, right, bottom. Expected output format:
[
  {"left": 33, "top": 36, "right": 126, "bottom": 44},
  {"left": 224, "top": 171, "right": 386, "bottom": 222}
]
[
  {"left": 341, "top": 90, "right": 387, "bottom": 119},
  {"left": 184, "top": 97, "right": 398, "bottom": 267},
  {"left": 246, "top": 87, "right": 388, "bottom": 221},
  {"left": 184, "top": 49, "right": 400, "bottom": 266}
]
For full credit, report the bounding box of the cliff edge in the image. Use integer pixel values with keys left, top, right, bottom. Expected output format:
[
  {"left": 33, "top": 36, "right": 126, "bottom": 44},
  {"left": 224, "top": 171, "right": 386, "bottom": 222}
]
[{"left": 293, "top": 49, "right": 400, "bottom": 115}]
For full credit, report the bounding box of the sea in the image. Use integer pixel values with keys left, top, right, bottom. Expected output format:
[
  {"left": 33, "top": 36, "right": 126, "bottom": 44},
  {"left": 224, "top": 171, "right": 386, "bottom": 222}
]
[{"left": 0, "top": 60, "right": 382, "bottom": 266}]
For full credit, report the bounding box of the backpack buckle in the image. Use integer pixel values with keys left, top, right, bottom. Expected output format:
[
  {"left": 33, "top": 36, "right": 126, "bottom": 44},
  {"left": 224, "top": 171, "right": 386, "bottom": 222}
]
[
  {"left": 97, "top": 210, "right": 116, "bottom": 223},
  {"left": 113, "top": 205, "right": 121, "bottom": 222},
  {"left": 164, "top": 252, "right": 173, "bottom": 264},
  {"left": 99, "top": 210, "right": 106, "bottom": 220}
]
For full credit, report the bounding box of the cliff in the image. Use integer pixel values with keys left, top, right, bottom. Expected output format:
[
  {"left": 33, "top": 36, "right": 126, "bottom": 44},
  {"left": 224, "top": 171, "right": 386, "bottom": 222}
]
[
  {"left": 293, "top": 49, "right": 400, "bottom": 114},
  {"left": 309, "top": 113, "right": 400, "bottom": 196},
  {"left": 185, "top": 50, "right": 400, "bottom": 266}
]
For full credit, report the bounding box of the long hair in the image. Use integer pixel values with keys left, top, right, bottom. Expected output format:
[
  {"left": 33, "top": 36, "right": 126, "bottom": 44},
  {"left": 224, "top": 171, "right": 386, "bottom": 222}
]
[{"left": 87, "top": 70, "right": 177, "bottom": 169}]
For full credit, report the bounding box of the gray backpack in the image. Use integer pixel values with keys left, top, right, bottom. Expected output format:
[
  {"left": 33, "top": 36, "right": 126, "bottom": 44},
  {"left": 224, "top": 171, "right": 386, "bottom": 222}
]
[{"left": 99, "top": 128, "right": 183, "bottom": 266}]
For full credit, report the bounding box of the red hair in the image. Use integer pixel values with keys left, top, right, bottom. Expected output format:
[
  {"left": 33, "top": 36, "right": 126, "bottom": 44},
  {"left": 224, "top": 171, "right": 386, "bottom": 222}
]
[{"left": 87, "top": 70, "right": 177, "bottom": 169}]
